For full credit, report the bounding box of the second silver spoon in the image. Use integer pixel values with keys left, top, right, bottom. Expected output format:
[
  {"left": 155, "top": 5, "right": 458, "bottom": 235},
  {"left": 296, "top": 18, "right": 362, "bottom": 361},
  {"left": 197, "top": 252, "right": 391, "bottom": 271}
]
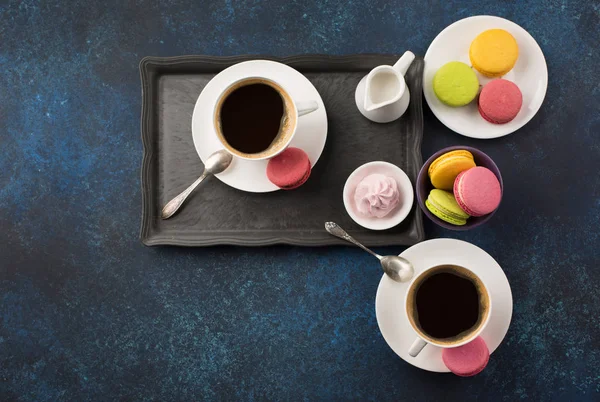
[{"left": 325, "top": 222, "right": 414, "bottom": 282}]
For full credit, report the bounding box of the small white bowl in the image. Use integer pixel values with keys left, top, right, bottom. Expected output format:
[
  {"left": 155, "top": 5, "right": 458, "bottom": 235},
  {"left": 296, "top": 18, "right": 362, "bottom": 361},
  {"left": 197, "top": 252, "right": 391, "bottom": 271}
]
[{"left": 343, "top": 161, "right": 414, "bottom": 230}]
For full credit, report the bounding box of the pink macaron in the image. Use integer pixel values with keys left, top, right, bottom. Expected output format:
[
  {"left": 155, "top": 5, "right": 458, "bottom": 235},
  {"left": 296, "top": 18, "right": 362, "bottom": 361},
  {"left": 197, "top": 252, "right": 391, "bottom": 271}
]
[
  {"left": 442, "top": 336, "right": 490, "bottom": 377},
  {"left": 478, "top": 79, "right": 523, "bottom": 124},
  {"left": 454, "top": 167, "right": 501, "bottom": 217},
  {"left": 266, "top": 147, "right": 311, "bottom": 190}
]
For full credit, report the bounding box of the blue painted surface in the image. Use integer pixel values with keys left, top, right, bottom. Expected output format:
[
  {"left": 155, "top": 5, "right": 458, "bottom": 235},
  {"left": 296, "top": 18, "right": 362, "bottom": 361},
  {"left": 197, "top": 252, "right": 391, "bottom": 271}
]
[{"left": 1, "top": 0, "right": 599, "bottom": 400}]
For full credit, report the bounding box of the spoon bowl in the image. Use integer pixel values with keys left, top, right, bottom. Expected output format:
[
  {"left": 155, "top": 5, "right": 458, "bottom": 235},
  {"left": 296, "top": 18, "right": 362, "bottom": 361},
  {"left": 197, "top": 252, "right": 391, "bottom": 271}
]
[{"left": 380, "top": 255, "right": 414, "bottom": 283}]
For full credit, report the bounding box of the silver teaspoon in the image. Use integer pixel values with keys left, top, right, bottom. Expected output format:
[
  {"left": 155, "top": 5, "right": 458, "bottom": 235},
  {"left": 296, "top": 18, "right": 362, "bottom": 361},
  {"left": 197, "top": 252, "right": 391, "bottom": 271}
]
[
  {"left": 161, "top": 150, "right": 233, "bottom": 219},
  {"left": 324, "top": 222, "right": 414, "bottom": 283}
]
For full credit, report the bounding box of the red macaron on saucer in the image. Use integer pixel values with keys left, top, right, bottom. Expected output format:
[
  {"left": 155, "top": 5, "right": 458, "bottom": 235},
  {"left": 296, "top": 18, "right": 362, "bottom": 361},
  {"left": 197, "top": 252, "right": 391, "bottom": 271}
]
[{"left": 266, "top": 147, "right": 312, "bottom": 190}]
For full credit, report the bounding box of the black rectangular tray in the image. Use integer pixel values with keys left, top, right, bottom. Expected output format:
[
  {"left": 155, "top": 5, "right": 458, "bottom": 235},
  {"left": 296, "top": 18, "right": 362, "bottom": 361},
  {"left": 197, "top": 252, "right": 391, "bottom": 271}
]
[{"left": 140, "top": 55, "right": 425, "bottom": 246}]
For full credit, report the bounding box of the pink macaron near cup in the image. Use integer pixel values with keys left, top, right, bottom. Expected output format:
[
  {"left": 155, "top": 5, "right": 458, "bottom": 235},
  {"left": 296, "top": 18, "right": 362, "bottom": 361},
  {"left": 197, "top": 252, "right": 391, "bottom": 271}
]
[{"left": 442, "top": 336, "right": 490, "bottom": 377}]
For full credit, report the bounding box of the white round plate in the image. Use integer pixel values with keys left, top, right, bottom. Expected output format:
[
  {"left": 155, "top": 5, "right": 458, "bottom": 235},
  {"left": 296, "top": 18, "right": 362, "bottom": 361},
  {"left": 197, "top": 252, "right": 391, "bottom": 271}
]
[
  {"left": 375, "top": 238, "right": 513, "bottom": 372},
  {"left": 423, "top": 15, "right": 548, "bottom": 139},
  {"left": 191, "top": 60, "right": 328, "bottom": 193},
  {"left": 343, "top": 161, "right": 414, "bottom": 230}
]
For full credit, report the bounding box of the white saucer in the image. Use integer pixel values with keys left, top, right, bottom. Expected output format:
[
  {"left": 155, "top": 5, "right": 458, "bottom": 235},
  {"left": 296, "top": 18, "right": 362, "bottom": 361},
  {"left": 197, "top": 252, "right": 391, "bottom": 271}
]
[
  {"left": 191, "top": 60, "right": 328, "bottom": 193},
  {"left": 343, "top": 161, "right": 414, "bottom": 230},
  {"left": 423, "top": 15, "right": 548, "bottom": 139},
  {"left": 375, "top": 238, "right": 513, "bottom": 372}
]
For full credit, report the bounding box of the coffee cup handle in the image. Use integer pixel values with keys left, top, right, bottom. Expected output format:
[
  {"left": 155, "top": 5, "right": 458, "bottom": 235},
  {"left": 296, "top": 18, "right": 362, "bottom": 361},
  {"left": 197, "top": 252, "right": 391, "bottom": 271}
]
[
  {"left": 297, "top": 100, "right": 319, "bottom": 117},
  {"left": 408, "top": 338, "right": 427, "bottom": 357}
]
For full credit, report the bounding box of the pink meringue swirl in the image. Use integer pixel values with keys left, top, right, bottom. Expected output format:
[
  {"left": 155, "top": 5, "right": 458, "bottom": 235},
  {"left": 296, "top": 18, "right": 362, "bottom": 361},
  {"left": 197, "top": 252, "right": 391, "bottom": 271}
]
[{"left": 354, "top": 174, "right": 401, "bottom": 218}]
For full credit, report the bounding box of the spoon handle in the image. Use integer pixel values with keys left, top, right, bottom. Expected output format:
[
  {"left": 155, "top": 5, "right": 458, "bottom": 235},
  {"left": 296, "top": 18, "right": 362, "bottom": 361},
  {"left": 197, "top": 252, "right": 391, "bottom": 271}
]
[
  {"left": 324, "top": 222, "right": 382, "bottom": 260},
  {"left": 161, "top": 171, "right": 209, "bottom": 219}
]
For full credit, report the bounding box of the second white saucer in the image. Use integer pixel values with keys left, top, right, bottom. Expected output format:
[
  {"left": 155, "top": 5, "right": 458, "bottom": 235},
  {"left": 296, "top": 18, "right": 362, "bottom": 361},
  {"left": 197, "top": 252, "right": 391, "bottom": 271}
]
[
  {"left": 191, "top": 60, "right": 328, "bottom": 193},
  {"left": 375, "top": 238, "right": 513, "bottom": 372}
]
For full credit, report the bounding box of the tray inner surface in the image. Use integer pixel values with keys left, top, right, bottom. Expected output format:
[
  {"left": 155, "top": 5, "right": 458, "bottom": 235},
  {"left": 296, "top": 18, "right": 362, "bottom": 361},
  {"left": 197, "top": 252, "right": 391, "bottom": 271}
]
[{"left": 140, "top": 55, "right": 425, "bottom": 246}]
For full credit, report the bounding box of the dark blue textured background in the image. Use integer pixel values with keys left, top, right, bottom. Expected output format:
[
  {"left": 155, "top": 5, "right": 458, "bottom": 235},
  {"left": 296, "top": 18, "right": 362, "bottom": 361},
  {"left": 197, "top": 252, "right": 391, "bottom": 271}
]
[{"left": 1, "top": 0, "right": 599, "bottom": 400}]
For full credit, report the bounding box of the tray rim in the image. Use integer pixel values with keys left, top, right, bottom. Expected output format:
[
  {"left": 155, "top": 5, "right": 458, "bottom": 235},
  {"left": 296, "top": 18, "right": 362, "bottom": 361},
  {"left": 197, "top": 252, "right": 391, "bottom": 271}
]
[{"left": 140, "top": 54, "right": 425, "bottom": 247}]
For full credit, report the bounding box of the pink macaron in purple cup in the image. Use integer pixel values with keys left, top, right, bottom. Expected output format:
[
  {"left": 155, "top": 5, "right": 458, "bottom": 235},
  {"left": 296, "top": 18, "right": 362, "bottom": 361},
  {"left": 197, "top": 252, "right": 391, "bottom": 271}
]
[{"left": 454, "top": 167, "right": 502, "bottom": 217}]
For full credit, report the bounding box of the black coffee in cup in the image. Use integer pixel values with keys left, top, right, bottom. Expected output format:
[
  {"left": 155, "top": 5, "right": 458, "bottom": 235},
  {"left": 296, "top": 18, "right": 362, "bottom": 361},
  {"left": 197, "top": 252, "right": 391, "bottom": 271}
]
[
  {"left": 406, "top": 265, "right": 490, "bottom": 344},
  {"left": 215, "top": 78, "right": 297, "bottom": 159}
]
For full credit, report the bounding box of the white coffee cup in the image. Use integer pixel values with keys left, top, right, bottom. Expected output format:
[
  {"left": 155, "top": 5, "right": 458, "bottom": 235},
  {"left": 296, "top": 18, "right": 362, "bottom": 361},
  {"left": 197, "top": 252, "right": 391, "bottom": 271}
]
[
  {"left": 405, "top": 264, "right": 492, "bottom": 357},
  {"left": 213, "top": 76, "right": 318, "bottom": 161}
]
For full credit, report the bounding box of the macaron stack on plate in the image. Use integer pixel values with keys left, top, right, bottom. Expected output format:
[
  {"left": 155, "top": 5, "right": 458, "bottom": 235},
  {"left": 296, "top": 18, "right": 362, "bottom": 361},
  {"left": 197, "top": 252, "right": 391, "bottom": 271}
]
[
  {"left": 442, "top": 336, "right": 490, "bottom": 377},
  {"left": 266, "top": 147, "right": 311, "bottom": 190},
  {"left": 431, "top": 27, "right": 525, "bottom": 125}
]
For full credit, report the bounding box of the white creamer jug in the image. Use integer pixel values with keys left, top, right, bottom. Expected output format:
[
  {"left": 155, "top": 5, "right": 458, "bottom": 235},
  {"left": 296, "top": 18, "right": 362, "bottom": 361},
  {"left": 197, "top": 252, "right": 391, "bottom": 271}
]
[{"left": 355, "top": 51, "right": 416, "bottom": 123}]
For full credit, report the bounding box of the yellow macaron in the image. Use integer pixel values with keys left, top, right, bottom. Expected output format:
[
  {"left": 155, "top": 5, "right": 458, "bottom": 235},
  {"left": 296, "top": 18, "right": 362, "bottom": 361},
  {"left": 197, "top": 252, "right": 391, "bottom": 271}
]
[
  {"left": 428, "top": 150, "right": 476, "bottom": 190},
  {"left": 469, "top": 29, "right": 519, "bottom": 78}
]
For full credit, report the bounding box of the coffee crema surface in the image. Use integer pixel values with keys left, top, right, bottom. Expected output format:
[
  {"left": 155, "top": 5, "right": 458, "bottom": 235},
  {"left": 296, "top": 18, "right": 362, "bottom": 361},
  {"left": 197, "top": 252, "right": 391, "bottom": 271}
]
[
  {"left": 406, "top": 265, "right": 490, "bottom": 346},
  {"left": 416, "top": 272, "right": 478, "bottom": 338},
  {"left": 215, "top": 79, "right": 297, "bottom": 159}
]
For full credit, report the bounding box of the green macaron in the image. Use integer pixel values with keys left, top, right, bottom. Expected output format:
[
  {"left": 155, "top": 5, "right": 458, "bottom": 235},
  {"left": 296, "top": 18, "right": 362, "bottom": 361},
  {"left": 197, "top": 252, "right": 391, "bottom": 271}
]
[
  {"left": 433, "top": 61, "right": 479, "bottom": 107},
  {"left": 425, "top": 189, "right": 470, "bottom": 225}
]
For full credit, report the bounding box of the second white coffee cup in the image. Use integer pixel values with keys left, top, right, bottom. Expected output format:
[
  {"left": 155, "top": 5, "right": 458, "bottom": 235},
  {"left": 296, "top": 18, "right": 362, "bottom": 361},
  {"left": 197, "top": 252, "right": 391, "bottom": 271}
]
[{"left": 404, "top": 264, "right": 493, "bottom": 357}]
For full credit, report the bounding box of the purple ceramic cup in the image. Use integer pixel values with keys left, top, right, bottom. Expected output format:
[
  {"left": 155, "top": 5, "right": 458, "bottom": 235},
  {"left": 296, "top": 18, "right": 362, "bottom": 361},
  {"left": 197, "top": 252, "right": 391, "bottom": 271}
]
[{"left": 416, "top": 146, "right": 503, "bottom": 231}]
